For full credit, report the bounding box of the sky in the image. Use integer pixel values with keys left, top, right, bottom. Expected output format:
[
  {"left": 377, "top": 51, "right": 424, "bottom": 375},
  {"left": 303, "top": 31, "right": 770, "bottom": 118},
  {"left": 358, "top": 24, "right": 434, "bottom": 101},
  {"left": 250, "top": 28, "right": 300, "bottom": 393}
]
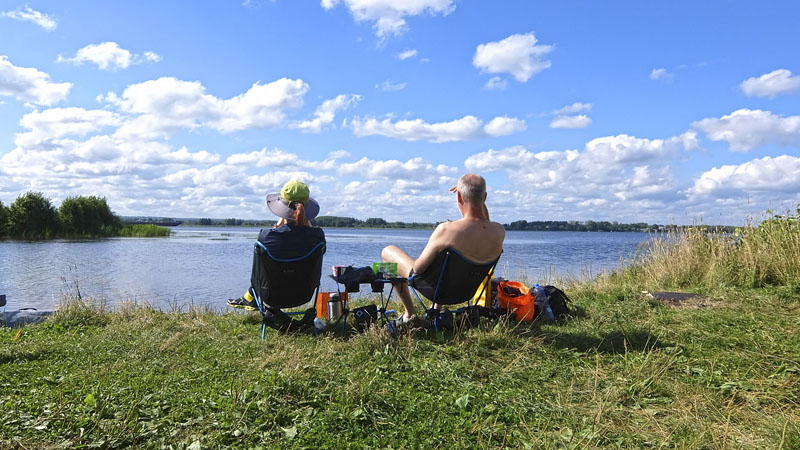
[{"left": 1, "top": 1, "right": 799, "bottom": 225}]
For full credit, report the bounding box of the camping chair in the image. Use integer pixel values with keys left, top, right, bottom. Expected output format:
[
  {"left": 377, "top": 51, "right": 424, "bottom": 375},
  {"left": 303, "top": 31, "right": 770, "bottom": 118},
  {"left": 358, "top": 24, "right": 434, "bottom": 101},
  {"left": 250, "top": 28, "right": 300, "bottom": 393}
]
[
  {"left": 250, "top": 240, "right": 325, "bottom": 340},
  {"left": 409, "top": 248, "right": 501, "bottom": 331},
  {"left": 0, "top": 295, "right": 6, "bottom": 326}
]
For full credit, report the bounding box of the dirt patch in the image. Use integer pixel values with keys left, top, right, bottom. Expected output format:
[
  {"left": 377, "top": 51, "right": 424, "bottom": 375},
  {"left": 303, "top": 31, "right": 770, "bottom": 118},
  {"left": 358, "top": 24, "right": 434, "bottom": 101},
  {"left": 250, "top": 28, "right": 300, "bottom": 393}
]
[{"left": 643, "top": 291, "right": 724, "bottom": 309}]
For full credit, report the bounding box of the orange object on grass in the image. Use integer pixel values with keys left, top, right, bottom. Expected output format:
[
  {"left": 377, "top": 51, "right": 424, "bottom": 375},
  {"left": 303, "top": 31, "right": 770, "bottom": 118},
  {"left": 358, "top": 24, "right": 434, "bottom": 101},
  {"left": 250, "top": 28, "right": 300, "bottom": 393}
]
[
  {"left": 497, "top": 281, "right": 535, "bottom": 321},
  {"left": 316, "top": 291, "right": 347, "bottom": 319}
]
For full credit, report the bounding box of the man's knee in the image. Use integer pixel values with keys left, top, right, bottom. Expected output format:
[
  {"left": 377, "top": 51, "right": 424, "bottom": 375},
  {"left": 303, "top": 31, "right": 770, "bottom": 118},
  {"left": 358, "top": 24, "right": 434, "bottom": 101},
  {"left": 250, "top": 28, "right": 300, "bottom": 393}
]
[{"left": 381, "top": 245, "right": 399, "bottom": 262}]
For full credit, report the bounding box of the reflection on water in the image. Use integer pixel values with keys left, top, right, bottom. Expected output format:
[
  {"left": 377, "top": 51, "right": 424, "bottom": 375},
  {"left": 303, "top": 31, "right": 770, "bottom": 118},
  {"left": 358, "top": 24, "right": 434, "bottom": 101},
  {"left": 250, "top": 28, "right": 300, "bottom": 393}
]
[{"left": 0, "top": 226, "right": 650, "bottom": 311}]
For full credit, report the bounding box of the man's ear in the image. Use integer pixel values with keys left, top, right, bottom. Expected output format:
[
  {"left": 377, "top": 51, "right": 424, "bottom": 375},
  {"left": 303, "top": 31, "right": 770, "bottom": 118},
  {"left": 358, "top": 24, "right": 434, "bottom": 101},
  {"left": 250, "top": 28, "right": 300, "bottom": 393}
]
[
  {"left": 456, "top": 191, "right": 464, "bottom": 204},
  {"left": 483, "top": 192, "right": 487, "bottom": 201}
]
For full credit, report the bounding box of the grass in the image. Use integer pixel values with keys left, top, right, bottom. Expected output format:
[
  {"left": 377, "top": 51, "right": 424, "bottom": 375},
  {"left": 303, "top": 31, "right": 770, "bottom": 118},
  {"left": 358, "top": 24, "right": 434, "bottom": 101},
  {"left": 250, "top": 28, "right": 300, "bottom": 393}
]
[
  {"left": 117, "top": 224, "right": 171, "bottom": 238},
  {"left": 2, "top": 287, "right": 798, "bottom": 449},
  {"left": 610, "top": 207, "right": 800, "bottom": 292},
  {"left": 2, "top": 209, "right": 799, "bottom": 448}
]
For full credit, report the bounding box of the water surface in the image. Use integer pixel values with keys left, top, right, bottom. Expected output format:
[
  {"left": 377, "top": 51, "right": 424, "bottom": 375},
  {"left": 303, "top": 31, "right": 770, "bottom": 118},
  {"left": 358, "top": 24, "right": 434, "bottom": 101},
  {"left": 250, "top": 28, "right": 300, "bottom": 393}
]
[{"left": 0, "top": 227, "right": 650, "bottom": 310}]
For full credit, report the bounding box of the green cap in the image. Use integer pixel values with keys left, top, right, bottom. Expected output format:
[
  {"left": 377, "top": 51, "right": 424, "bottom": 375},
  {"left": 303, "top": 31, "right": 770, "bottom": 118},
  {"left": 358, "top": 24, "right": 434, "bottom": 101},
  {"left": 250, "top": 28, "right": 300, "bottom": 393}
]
[{"left": 280, "top": 180, "right": 310, "bottom": 204}]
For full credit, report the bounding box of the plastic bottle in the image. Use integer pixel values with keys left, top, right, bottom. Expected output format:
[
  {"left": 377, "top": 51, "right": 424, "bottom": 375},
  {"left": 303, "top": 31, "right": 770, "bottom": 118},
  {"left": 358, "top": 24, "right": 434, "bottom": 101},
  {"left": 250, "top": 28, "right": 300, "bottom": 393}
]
[
  {"left": 534, "top": 283, "right": 554, "bottom": 322},
  {"left": 313, "top": 317, "right": 326, "bottom": 333}
]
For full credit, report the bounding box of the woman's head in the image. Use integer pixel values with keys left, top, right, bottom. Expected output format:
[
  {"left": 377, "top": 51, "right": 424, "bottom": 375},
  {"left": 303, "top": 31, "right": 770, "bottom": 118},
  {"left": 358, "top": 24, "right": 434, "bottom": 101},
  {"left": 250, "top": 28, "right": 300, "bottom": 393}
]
[{"left": 266, "top": 180, "right": 320, "bottom": 226}]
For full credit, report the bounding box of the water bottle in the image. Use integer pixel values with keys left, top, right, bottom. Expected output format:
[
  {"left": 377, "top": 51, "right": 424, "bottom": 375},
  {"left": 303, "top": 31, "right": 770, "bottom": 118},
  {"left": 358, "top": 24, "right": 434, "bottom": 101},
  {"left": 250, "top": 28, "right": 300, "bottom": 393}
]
[
  {"left": 313, "top": 317, "right": 326, "bottom": 333},
  {"left": 534, "top": 283, "right": 554, "bottom": 322}
]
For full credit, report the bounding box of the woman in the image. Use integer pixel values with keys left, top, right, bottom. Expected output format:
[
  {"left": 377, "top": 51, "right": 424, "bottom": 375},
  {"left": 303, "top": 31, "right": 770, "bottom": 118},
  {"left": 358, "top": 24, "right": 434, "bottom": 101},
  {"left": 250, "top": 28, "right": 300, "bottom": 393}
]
[{"left": 227, "top": 180, "right": 325, "bottom": 310}]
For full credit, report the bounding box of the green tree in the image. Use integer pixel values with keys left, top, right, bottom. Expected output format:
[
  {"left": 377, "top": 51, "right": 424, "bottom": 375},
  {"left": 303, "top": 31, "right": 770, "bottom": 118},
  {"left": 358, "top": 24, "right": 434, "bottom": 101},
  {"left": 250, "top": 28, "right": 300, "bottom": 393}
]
[
  {"left": 59, "top": 196, "right": 120, "bottom": 237},
  {"left": 7, "top": 191, "right": 60, "bottom": 239},
  {"left": 198, "top": 218, "right": 213, "bottom": 226},
  {"left": 364, "top": 217, "right": 387, "bottom": 227},
  {"left": 0, "top": 200, "right": 8, "bottom": 238}
]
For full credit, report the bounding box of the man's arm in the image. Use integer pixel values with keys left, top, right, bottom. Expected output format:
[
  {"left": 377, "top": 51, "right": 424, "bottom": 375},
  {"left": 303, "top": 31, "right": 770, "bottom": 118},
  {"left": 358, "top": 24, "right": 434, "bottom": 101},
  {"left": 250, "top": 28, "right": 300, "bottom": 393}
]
[{"left": 412, "top": 223, "right": 448, "bottom": 275}]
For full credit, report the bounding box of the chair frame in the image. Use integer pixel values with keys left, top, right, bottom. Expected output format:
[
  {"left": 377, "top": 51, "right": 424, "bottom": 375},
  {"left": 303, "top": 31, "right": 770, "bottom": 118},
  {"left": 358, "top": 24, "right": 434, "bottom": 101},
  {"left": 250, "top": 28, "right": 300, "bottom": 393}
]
[
  {"left": 408, "top": 248, "right": 501, "bottom": 331},
  {"left": 0, "top": 294, "right": 6, "bottom": 327},
  {"left": 250, "top": 240, "right": 325, "bottom": 340}
]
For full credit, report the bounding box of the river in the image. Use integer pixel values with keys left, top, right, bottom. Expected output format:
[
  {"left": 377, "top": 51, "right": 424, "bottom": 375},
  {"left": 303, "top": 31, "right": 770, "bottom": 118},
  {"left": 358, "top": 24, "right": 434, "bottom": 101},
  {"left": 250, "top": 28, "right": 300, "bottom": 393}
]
[{"left": 0, "top": 227, "right": 652, "bottom": 311}]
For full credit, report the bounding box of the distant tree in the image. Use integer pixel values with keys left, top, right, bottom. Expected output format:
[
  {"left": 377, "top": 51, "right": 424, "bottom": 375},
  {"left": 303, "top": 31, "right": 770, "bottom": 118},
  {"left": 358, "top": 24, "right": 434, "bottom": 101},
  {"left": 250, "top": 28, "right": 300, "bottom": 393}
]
[
  {"left": 224, "top": 218, "right": 238, "bottom": 226},
  {"left": 7, "top": 191, "right": 60, "bottom": 239},
  {"left": 59, "top": 196, "right": 120, "bottom": 237},
  {"left": 0, "top": 200, "right": 8, "bottom": 238},
  {"left": 364, "top": 217, "right": 387, "bottom": 227},
  {"left": 198, "top": 218, "right": 213, "bottom": 226}
]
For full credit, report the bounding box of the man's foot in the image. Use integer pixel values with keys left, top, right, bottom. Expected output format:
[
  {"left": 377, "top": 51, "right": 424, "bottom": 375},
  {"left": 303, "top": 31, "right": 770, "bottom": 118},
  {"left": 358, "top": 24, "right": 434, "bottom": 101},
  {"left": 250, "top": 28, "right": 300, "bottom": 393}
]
[
  {"left": 396, "top": 314, "right": 417, "bottom": 329},
  {"left": 227, "top": 296, "right": 257, "bottom": 311}
]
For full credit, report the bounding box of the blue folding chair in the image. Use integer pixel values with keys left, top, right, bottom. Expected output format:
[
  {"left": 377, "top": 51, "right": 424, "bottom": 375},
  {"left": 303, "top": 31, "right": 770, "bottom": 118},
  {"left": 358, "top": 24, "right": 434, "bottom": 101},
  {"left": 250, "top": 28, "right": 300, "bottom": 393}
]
[
  {"left": 409, "top": 248, "right": 501, "bottom": 331},
  {"left": 250, "top": 240, "right": 325, "bottom": 339}
]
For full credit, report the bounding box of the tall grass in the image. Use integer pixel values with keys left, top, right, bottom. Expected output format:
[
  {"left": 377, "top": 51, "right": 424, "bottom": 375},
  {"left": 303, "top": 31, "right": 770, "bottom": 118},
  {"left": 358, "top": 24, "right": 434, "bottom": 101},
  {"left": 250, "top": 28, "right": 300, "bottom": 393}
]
[
  {"left": 611, "top": 207, "right": 800, "bottom": 291},
  {"left": 117, "top": 224, "right": 171, "bottom": 237}
]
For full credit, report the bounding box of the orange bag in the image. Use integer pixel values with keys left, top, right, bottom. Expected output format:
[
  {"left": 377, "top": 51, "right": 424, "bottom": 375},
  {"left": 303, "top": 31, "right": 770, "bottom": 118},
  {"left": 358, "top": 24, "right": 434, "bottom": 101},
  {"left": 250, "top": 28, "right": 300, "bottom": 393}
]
[{"left": 497, "top": 281, "right": 535, "bottom": 321}]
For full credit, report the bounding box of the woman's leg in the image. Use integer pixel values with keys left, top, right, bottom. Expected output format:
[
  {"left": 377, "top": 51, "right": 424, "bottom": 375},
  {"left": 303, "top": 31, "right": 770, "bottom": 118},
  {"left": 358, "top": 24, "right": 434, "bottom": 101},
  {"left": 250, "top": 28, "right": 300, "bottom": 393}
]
[{"left": 381, "top": 245, "right": 417, "bottom": 320}]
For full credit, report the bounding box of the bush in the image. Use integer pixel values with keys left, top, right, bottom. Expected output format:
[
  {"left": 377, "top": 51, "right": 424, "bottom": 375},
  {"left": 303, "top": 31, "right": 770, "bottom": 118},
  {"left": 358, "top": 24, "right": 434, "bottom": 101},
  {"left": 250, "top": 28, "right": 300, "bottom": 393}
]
[
  {"left": 58, "top": 195, "right": 121, "bottom": 237},
  {"left": 7, "top": 191, "right": 60, "bottom": 239}
]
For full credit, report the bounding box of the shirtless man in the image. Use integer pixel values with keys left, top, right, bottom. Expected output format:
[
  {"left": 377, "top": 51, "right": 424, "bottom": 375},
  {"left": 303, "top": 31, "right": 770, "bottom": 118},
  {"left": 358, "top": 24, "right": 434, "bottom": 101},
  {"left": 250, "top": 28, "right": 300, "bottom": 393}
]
[{"left": 381, "top": 174, "right": 505, "bottom": 322}]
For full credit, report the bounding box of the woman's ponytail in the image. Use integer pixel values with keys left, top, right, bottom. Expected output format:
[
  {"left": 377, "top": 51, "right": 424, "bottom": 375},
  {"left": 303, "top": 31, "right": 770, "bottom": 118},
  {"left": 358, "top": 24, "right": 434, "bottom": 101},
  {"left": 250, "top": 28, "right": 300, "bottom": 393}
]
[{"left": 294, "top": 203, "right": 307, "bottom": 226}]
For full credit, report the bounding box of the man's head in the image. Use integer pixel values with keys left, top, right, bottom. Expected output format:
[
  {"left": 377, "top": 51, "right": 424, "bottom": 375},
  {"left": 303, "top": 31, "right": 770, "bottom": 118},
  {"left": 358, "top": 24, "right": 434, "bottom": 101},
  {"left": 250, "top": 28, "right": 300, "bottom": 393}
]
[{"left": 456, "top": 174, "right": 487, "bottom": 206}]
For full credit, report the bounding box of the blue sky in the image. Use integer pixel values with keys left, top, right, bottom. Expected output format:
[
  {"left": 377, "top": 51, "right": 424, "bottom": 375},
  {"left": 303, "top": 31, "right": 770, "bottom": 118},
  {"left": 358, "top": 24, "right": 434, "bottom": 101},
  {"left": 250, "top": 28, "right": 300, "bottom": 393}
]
[{"left": 1, "top": 1, "right": 798, "bottom": 225}]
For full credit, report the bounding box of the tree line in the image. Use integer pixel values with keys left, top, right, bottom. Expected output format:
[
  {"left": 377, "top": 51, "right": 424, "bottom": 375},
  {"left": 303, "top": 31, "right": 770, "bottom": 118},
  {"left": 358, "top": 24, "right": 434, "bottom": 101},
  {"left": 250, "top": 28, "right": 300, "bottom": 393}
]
[
  {"left": 504, "top": 219, "right": 737, "bottom": 233},
  {"left": 312, "top": 216, "right": 436, "bottom": 229},
  {"left": 0, "top": 191, "right": 140, "bottom": 240},
  {"left": 505, "top": 219, "right": 654, "bottom": 232}
]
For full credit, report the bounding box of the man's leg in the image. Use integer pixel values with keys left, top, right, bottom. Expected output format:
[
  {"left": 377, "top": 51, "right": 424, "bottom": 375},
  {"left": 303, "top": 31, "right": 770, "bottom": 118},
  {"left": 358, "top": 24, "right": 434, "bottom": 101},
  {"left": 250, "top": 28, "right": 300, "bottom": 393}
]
[{"left": 381, "top": 245, "right": 417, "bottom": 321}]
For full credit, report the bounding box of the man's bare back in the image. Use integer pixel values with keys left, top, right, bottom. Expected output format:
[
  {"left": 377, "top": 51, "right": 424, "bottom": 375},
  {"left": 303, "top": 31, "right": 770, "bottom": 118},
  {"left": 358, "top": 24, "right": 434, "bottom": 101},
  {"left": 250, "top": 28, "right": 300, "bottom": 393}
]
[{"left": 413, "top": 217, "right": 505, "bottom": 276}]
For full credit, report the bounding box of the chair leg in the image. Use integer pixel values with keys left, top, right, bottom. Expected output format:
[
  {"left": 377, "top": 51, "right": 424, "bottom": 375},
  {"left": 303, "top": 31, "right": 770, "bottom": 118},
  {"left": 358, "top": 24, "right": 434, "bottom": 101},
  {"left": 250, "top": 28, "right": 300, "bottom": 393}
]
[{"left": 261, "top": 323, "right": 266, "bottom": 340}]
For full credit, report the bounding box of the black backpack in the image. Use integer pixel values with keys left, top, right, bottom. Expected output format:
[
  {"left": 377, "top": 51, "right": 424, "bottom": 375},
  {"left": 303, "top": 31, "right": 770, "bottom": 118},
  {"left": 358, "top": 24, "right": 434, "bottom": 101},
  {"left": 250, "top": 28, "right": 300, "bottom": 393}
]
[{"left": 544, "top": 285, "right": 572, "bottom": 319}]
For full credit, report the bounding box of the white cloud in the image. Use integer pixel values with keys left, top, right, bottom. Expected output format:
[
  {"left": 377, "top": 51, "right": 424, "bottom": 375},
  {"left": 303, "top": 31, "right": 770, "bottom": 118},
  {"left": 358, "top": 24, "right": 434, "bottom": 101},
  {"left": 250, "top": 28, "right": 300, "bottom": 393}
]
[
  {"left": 690, "top": 155, "right": 800, "bottom": 197},
  {"left": 289, "top": 94, "right": 359, "bottom": 133},
  {"left": 337, "top": 156, "right": 456, "bottom": 181},
  {"left": 58, "top": 42, "right": 161, "bottom": 70},
  {"left": 396, "top": 49, "right": 418, "bottom": 60},
  {"left": 465, "top": 146, "right": 578, "bottom": 173},
  {"left": 484, "top": 76, "right": 507, "bottom": 91},
  {"left": 1, "top": 6, "right": 56, "bottom": 30},
  {"left": 581, "top": 132, "right": 698, "bottom": 168},
  {"left": 550, "top": 115, "right": 591, "bottom": 129},
  {"left": 473, "top": 32, "right": 554, "bottom": 82},
  {"left": 105, "top": 76, "right": 309, "bottom": 137},
  {"left": 739, "top": 69, "right": 800, "bottom": 99},
  {"left": 17, "top": 107, "right": 121, "bottom": 144},
  {"left": 650, "top": 68, "right": 673, "bottom": 81},
  {"left": 226, "top": 148, "right": 346, "bottom": 170},
  {"left": 692, "top": 109, "right": 800, "bottom": 152},
  {"left": 465, "top": 131, "right": 698, "bottom": 212},
  {"left": 350, "top": 114, "right": 526, "bottom": 143},
  {"left": 321, "top": 0, "right": 455, "bottom": 38},
  {"left": 376, "top": 80, "right": 407, "bottom": 92},
  {"left": 0, "top": 56, "right": 72, "bottom": 105},
  {"left": 552, "top": 102, "right": 592, "bottom": 115},
  {"left": 484, "top": 116, "right": 527, "bottom": 136}
]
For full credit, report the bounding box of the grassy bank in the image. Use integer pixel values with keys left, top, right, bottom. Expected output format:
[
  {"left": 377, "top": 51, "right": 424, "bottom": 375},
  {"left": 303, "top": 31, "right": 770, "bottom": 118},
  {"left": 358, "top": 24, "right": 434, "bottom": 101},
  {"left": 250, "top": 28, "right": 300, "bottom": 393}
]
[
  {"left": 2, "top": 210, "right": 799, "bottom": 448},
  {"left": 118, "top": 224, "right": 171, "bottom": 237},
  {"left": 2, "top": 287, "right": 798, "bottom": 448}
]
